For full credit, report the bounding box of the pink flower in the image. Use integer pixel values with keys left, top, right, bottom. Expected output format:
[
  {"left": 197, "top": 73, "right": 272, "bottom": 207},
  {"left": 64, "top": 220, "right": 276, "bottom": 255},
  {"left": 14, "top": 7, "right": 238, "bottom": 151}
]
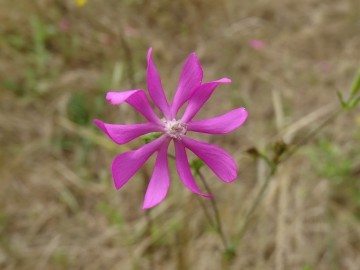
[
  {"left": 124, "top": 24, "right": 139, "bottom": 37},
  {"left": 59, "top": 19, "right": 70, "bottom": 32},
  {"left": 249, "top": 39, "right": 265, "bottom": 50},
  {"left": 94, "top": 48, "right": 248, "bottom": 209},
  {"left": 319, "top": 62, "right": 331, "bottom": 73}
]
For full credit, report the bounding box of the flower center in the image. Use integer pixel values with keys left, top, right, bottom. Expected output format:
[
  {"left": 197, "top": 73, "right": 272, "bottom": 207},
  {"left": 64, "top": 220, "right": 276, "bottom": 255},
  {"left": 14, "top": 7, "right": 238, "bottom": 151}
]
[{"left": 164, "top": 119, "right": 187, "bottom": 140}]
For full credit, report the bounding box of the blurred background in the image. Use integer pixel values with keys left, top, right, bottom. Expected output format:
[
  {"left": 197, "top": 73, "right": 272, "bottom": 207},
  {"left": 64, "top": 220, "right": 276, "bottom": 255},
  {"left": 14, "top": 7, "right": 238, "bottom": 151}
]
[{"left": 0, "top": 0, "right": 359, "bottom": 269}]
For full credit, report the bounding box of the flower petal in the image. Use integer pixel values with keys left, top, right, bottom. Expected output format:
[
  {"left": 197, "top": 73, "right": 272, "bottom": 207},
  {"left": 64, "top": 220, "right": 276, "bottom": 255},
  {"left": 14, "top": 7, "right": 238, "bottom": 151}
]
[
  {"left": 106, "top": 90, "right": 162, "bottom": 125},
  {"left": 143, "top": 139, "right": 171, "bottom": 209},
  {"left": 187, "top": 108, "right": 248, "bottom": 134},
  {"left": 111, "top": 136, "right": 166, "bottom": 190},
  {"left": 147, "top": 48, "right": 171, "bottom": 119},
  {"left": 94, "top": 119, "right": 162, "bottom": 145},
  {"left": 182, "top": 137, "right": 238, "bottom": 182},
  {"left": 180, "top": 78, "right": 231, "bottom": 123},
  {"left": 174, "top": 140, "right": 212, "bottom": 197},
  {"left": 171, "top": 53, "right": 203, "bottom": 117}
]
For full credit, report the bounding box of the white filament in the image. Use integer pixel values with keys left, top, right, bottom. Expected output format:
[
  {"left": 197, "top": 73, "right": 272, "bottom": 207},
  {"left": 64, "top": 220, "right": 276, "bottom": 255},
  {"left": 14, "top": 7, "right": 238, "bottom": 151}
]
[{"left": 164, "top": 119, "right": 187, "bottom": 140}]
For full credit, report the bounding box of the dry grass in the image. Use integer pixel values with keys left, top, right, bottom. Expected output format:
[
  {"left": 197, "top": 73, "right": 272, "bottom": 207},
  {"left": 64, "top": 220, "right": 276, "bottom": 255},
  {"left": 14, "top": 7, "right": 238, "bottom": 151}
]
[{"left": 0, "top": 0, "right": 360, "bottom": 269}]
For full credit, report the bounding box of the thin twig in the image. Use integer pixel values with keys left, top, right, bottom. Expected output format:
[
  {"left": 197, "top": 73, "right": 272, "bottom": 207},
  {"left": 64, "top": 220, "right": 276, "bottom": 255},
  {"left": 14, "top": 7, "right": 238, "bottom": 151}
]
[
  {"left": 279, "top": 107, "right": 342, "bottom": 164},
  {"left": 233, "top": 106, "right": 344, "bottom": 249}
]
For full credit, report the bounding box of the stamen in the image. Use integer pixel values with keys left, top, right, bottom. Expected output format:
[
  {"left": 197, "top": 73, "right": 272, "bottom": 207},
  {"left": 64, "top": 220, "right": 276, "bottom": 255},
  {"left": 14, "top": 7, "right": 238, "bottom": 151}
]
[{"left": 164, "top": 119, "right": 187, "bottom": 140}]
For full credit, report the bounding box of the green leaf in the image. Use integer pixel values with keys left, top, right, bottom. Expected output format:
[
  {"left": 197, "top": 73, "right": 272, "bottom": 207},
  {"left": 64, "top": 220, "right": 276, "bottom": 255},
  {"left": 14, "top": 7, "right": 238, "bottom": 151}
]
[
  {"left": 96, "top": 201, "right": 124, "bottom": 227},
  {"left": 31, "top": 16, "right": 49, "bottom": 73},
  {"left": 6, "top": 34, "right": 27, "bottom": 50},
  {"left": 336, "top": 91, "right": 347, "bottom": 108},
  {"left": 190, "top": 158, "right": 204, "bottom": 173},
  {"left": 67, "top": 92, "right": 90, "bottom": 126},
  {"left": 350, "top": 68, "right": 360, "bottom": 96},
  {"left": 348, "top": 95, "right": 360, "bottom": 109},
  {"left": 141, "top": 132, "right": 162, "bottom": 144},
  {"left": 223, "top": 246, "right": 236, "bottom": 261}
]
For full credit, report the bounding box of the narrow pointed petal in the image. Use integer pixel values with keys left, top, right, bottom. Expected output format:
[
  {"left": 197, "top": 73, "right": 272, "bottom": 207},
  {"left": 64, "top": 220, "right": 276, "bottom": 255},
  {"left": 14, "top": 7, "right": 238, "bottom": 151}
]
[
  {"left": 94, "top": 119, "right": 162, "bottom": 145},
  {"left": 181, "top": 78, "right": 231, "bottom": 122},
  {"left": 111, "top": 136, "right": 166, "bottom": 190},
  {"left": 171, "top": 53, "right": 203, "bottom": 116},
  {"left": 143, "top": 139, "right": 171, "bottom": 209},
  {"left": 106, "top": 90, "right": 163, "bottom": 125},
  {"left": 182, "top": 137, "right": 238, "bottom": 182},
  {"left": 174, "top": 141, "right": 212, "bottom": 197},
  {"left": 187, "top": 108, "right": 248, "bottom": 134},
  {"left": 147, "top": 48, "right": 171, "bottom": 119}
]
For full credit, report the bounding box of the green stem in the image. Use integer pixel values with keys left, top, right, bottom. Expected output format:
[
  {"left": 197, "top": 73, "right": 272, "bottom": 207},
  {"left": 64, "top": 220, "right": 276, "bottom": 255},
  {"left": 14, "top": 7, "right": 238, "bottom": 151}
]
[
  {"left": 195, "top": 195, "right": 216, "bottom": 228},
  {"left": 232, "top": 165, "right": 276, "bottom": 248},
  {"left": 197, "top": 170, "right": 229, "bottom": 251},
  {"left": 168, "top": 153, "right": 229, "bottom": 252}
]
